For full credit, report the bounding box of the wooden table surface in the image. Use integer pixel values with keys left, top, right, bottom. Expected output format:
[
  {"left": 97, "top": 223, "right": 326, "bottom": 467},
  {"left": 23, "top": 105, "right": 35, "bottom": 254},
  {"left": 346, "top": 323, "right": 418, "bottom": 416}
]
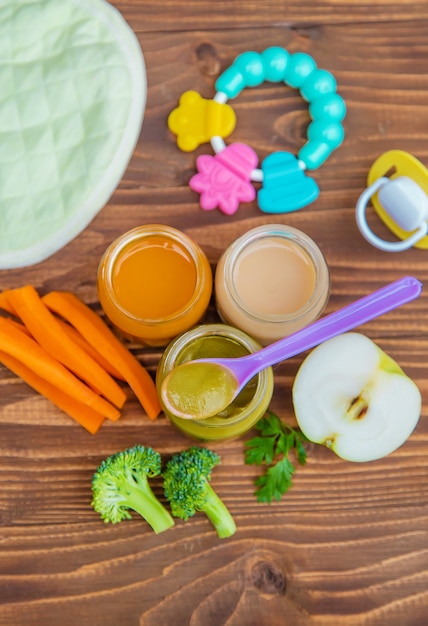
[{"left": 2, "top": 1, "right": 428, "bottom": 625}]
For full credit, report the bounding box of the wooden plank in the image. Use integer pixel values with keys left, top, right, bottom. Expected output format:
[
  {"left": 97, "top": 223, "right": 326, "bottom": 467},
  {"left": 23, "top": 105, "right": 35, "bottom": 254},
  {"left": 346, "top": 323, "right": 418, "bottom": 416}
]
[{"left": 117, "top": 1, "right": 428, "bottom": 31}]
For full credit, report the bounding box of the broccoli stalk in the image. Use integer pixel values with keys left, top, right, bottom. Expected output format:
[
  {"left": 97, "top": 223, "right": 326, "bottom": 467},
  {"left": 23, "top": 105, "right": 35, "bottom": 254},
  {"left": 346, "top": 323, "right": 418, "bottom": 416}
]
[
  {"left": 162, "top": 446, "right": 236, "bottom": 539},
  {"left": 196, "top": 480, "right": 237, "bottom": 539},
  {"left": 91, "top": 445, "right": 175, "bottom": 534}
]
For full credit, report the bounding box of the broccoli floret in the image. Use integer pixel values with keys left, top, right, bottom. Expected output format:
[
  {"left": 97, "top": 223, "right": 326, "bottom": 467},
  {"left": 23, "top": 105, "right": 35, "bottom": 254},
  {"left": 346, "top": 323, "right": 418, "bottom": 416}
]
[
  {"left": 162, "top": 446, "right": 236, "bottom": 539},
  {"left": 91, "top": 445, "right": 175, "bottom": 534}
]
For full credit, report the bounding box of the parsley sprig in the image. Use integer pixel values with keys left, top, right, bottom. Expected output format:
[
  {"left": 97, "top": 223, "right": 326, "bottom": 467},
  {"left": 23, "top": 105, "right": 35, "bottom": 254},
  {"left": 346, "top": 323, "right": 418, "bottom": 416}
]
[{"left": 245, "top": 411, "right": 309, "bottom": 503}]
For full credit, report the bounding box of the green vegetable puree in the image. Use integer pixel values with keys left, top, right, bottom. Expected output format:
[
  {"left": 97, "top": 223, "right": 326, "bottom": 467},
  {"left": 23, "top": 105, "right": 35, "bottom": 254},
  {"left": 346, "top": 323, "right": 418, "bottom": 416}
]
[
  {"left": 157, "top": 333, "right": 274, "bottom": 441},
  {"left": 173, "top": 335, "right": 257, "bottom": 415},
  {"left": 161, "top": 360, "right": 239, "bottom": 420}
]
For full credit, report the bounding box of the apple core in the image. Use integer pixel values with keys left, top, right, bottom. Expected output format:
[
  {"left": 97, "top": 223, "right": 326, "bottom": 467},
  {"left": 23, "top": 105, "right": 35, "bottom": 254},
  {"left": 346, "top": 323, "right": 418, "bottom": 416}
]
[{"left": 292, "top": 332, "right": 421, "bottom": 462}]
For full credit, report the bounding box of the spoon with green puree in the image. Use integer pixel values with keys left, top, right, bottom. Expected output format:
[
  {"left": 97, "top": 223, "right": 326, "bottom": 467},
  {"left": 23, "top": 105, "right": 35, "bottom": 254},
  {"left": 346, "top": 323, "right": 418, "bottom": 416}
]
[{"left": 160, "top": 276, "right": 422, "bottom": 420}]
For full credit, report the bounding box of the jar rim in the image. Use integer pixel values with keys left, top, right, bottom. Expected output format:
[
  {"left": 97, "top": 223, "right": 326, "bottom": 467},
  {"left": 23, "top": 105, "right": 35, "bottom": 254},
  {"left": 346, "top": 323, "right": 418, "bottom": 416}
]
[
  {"left": 220, "top": 224, "right": 330, "bottom": 326},
  {"left": 101, "top": 224, "right": 211, "bottom": 326}
]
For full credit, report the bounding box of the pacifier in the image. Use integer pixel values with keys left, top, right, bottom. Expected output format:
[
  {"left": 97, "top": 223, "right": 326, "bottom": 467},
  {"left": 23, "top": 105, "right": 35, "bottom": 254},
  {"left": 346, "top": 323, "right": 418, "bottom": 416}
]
[{"left": 356, "top": 150, "right": 428, "bottom": 252}]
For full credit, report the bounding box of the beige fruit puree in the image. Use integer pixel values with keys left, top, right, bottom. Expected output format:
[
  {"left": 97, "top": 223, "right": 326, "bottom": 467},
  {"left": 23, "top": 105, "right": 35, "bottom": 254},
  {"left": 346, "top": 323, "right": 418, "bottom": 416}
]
[
  {"left": 215, "top": 225, "right": 330, "bottom": 345},
  {"left": 232, "top": 237, "right": 316, "bottom": 315}
]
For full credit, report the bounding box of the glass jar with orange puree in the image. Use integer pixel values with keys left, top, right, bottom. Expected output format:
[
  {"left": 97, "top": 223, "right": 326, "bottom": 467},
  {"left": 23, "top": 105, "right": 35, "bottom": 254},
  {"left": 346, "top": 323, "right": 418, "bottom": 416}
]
[
  {"left": 97, "top": 225, "right": 213, "bottom": 346},
  {"left": 156, "top": 324, "right": 274, "bottom": 441}
]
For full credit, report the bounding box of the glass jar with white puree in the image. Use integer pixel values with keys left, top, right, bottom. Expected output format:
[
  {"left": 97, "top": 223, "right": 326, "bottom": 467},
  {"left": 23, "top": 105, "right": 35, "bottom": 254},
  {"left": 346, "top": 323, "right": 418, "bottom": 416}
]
[{"left": 215, "top": 224, "right": 330, "bottom": 345}]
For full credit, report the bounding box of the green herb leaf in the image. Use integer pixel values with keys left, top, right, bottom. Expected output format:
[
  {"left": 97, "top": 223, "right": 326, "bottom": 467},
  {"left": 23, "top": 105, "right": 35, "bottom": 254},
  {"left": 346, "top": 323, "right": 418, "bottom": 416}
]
[
  {"left": 254, "top": 457, "right": 296, "bottom": 502},
  {"left": 256, "top": 413, "right": 282, "bottom": 436},
  {"left": 296, "top": 437, "right": 308, "bottom": 466},
  {"left": 245, "top": 410, "right": 309, "bottom": 503},
  {"left": 244, "top": 436, "right": 276, "bottom": 466}
]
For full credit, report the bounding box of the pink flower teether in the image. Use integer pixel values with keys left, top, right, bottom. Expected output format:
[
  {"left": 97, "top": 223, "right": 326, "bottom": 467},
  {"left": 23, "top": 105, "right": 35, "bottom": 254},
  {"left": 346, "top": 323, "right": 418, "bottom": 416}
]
[{"left": 189, "top": 143, "right": 258, "bottom": 215}]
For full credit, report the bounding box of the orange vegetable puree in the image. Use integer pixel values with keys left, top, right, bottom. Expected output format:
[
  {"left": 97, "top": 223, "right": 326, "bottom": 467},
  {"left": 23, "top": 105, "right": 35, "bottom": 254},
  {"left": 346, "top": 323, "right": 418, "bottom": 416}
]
[
  {"left": 112, "top": 236, "right": 197, "bottom": 319},
  {"left": 98, "top": 224, "right": 213, "bottom": 346}
]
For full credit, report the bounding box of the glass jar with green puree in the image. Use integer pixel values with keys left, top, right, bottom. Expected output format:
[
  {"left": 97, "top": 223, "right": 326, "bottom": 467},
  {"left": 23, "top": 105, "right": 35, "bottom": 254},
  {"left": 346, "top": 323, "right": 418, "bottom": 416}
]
[{"left": 156, "top": 324, "right": 274, "bottom": 441}]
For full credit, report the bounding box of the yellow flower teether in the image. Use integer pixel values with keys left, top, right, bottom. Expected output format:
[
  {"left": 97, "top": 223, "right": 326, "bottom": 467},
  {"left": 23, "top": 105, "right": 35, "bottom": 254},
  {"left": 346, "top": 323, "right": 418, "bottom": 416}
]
[{"left": 167, "top": 90, "right": 236, "bottom": 152}]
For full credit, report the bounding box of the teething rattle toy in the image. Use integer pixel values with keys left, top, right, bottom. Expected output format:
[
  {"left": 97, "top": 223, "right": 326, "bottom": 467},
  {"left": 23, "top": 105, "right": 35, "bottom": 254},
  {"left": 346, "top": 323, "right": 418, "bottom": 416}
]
[
  {"left": 356, "top": 150, "right": 428, "bottom": 252},
  {"left": 168, "top": 47, "right": 346, "bottom": 215}
]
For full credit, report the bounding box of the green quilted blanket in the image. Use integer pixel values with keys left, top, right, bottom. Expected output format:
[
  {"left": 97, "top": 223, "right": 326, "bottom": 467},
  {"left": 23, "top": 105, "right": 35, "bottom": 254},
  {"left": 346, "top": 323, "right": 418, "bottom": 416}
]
[{"left": 0, "top": 0, "right": 146, "bottom": 269}]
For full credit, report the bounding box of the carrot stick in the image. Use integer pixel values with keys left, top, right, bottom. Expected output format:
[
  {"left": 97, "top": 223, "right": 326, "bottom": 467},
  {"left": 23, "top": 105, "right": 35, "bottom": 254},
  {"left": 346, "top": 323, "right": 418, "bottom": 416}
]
[
  {"left": 43, "top": 291, "right": 162, "bottom": 420},
  {"left": 0, "top": 290, "right": 17, "bottom": 315},
  {"left": 4, "top": 316, "right": 106, "bottom": 395},
  {"left": 0, "top": 350, "right": 105, "bottom": 434},
  {"left": 6, "top": 286, "right": 126, "bottom": 410},
  {"left": 4, "top": 318, "right": 32, "bottom": 336},
  {"left": 0, "top": 318, "right": 120, "bottom": 421},
  {"left": 55, "top": 317, "right": 125, "bottom": 381}
]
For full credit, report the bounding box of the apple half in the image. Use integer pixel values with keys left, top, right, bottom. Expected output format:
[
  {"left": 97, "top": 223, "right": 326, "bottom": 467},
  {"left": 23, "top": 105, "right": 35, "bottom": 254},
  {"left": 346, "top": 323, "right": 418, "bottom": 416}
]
[{"left": 292, "top": 333, "right": 421, "bottom": 462}]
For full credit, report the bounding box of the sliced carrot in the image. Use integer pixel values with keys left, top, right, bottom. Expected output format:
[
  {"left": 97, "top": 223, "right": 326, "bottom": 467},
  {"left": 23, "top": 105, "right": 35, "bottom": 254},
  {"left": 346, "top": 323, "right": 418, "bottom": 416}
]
[
  {"left": 0, "top": 318, "right": 120, "bottom": 421},
  {"left": 55, "top": 317, "right": 125, "bottom": 381},
  {"left": 43, "top": 291, "right": 162, "bottom": 420},
  {"left": 0, "top": 290, "right": 17, "bottom": 315},
  {"left": 3, "top": 315, "right": 105, "bottom": 395},
  {"left": 0, "top": 350, "right": 105, "bottom": 434},
  {"left": 3, "top": 318, "right": 32, "bottom": 337},
  {"left": 3, "top": 295, "right": 121, "bottom": 380},
  {"left": 6, "top": 286, "right": 126, "bottom": 410}
]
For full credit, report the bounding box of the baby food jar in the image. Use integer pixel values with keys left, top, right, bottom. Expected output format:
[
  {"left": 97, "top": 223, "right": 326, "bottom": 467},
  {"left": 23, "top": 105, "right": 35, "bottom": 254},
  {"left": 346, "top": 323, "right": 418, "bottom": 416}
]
[
  {"left": 215, "top": 224, "right": 330, "bottom": 345},
  {"left": 97, "top": 224, "right": 212, "bottom": 346},
  {"left": 156, "top": 324, "right": 274, "bottom": 441}
]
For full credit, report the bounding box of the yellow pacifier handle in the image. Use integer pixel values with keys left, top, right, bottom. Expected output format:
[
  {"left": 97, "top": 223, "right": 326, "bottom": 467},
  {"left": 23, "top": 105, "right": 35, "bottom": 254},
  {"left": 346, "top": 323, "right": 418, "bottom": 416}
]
[{"left": 363, "top": 150, "right": 428, "bottom": 250}]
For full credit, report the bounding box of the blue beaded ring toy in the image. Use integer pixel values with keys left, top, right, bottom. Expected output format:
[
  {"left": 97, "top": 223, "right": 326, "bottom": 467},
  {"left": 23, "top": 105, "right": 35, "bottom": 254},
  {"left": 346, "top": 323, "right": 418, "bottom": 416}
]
[{"left": 168, "top": 47, "right": 346, "bottom": 215}]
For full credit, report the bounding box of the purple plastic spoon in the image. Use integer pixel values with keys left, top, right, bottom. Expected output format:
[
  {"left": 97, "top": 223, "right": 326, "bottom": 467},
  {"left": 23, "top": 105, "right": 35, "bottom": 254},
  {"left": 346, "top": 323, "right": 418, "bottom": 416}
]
[{"left": 160, "top": 276, "right": 422, "bottom": 420}]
